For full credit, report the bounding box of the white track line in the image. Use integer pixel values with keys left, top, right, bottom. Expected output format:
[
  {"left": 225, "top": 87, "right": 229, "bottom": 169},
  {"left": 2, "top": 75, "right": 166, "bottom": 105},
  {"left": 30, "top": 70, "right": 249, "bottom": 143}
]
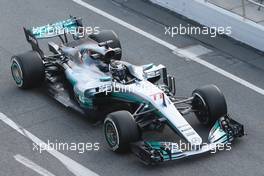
[
  {"left": 14, "top": 154, "right": 56, "bottom": 176},
  {"left": 0, "top": 113, "right": 99, "bottom": 176},
  {"left": 73, "top": 0, "right": 264, "bottom": 96}
]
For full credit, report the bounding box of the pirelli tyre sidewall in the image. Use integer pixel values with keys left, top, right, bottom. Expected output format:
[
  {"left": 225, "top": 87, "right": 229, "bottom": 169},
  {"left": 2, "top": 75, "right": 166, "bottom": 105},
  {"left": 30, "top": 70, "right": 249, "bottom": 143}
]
[
  {"left": 11, "top": 51, "right": 45, "bottom": 89},
  {"left": 104, "top": 110, "right": 140, "bottom": 152}
]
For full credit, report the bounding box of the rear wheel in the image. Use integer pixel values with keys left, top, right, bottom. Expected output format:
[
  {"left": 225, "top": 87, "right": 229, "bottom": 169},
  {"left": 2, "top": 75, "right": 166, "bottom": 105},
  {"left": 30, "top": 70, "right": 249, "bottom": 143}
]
[
  {"left": 104, "top": 111, "right": 140, "bottom": 152},
  {"left": 89, "top": 30, "right": 122, "bottom": 60},
  {"left": 11, "top": 51, "right": 45, "bottom": 89},
  {"left": 192, "top": 84, "right": 227, "bottom": 126}
]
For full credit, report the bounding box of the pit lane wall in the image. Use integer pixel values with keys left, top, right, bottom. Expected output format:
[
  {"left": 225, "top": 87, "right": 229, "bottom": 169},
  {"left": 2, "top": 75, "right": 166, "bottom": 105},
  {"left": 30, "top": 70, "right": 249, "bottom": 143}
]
[{"left": 150, "top": 0, "right": 264, "bottom": 52}]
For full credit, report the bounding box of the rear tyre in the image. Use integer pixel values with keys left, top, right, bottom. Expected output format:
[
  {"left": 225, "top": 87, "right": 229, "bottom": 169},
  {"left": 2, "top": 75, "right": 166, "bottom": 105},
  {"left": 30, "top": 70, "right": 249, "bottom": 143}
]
[
  {"left": 11, "top": 51, "right": 45, "bottom": 89},
  {"left": 89, "top": 30, "right": 122, "bottom": 60},
  {"left": 104, "top": 111, "right": 140, "bottom": 152},
  {"left": 192, "top": 84, "right": 227, "bottom": 126}
]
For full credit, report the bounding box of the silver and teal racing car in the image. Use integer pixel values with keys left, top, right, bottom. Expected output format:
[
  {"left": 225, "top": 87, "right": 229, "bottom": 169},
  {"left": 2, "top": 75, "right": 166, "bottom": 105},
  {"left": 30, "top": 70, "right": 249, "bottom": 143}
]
[{"left": 10, "top": 17, "right": 244, "bottom": 165}]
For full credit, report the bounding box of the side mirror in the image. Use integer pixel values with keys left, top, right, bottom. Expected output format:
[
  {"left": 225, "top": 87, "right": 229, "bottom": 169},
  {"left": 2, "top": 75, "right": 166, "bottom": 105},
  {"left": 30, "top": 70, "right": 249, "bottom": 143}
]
[{"left": 48, "top": 42, "right": 60, "bottom": 54}]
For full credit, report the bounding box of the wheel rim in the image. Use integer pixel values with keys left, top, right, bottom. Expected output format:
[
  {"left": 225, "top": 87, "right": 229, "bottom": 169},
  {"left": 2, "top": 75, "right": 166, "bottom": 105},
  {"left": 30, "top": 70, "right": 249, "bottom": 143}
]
[
  {"left": 105, "top": 121, "right": 118, "bottom": 147},
  {"left": 193, "top": 94, "right": 209, "bottom": 124},
  {"left": 11, "top": 60, "right": 23, "bottom": 87}
]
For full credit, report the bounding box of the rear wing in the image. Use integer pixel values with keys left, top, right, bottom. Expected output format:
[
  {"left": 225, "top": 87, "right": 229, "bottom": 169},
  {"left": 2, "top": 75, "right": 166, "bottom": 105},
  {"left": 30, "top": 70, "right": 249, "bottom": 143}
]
[{"left": 23, "top": 16, "right": 83, "bottom": 57}]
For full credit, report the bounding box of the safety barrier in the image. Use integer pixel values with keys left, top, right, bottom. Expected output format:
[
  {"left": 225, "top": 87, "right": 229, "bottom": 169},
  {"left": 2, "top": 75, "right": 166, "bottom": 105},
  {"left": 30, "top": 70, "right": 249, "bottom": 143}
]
[{"left": 151, "top": 0, "right": 264, "bottom": 51}]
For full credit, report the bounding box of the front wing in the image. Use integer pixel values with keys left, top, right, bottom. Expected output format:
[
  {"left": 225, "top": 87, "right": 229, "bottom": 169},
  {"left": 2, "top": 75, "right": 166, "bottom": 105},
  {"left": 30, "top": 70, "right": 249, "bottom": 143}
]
[{"left": 131, "top": 115, "right": 244, "bottom": 165}]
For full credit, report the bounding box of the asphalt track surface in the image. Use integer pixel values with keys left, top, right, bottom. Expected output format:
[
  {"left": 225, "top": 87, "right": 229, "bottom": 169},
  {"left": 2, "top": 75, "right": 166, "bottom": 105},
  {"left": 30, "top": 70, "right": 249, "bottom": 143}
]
[{"left": 0, "top": 0, "right": 264, "bottom": 176}]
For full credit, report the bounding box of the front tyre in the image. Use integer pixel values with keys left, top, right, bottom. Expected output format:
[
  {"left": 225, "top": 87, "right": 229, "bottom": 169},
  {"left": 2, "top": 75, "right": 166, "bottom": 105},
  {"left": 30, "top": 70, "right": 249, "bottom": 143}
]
[
  {"left": 104, "top": 111, "right": 140, "bottom": 152},
  {"left": 11, "top": 51, "right": 45, "bottom": 89},
  {"left": 192, "top": 84, "right": 227, "bottom": 126}
]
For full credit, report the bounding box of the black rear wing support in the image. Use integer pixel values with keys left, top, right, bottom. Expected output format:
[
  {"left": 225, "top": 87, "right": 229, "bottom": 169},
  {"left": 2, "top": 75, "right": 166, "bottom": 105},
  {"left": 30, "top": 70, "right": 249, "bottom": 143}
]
[{"left": 23, "top": 27, "right": 44, "bottom": 58}]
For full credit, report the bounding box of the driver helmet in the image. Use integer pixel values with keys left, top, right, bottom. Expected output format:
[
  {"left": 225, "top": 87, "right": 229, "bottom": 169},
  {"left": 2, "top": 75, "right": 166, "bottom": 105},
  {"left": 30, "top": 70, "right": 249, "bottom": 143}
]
[{"left": 109, "top": 61, "right": 127, "bottom": 81}]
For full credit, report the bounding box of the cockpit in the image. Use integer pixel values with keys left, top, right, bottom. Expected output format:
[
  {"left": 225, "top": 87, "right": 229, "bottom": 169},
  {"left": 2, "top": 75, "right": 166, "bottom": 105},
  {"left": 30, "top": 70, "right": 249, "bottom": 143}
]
[
  {"left": 61, "top": 42, "right": 138, "bottom": 85},
  {"left": 109, "top": 60, "right": 137, "bottom": 84}
]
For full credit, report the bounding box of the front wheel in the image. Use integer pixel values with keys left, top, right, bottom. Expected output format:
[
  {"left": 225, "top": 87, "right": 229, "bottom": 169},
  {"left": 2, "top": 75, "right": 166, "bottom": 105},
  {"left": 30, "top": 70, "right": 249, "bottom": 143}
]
[
  {"left": 192, "top": 84, "right": 227, "bottom": 126},
  {"left": 104, "top": 111, "right": 140, "bottom": 152}
]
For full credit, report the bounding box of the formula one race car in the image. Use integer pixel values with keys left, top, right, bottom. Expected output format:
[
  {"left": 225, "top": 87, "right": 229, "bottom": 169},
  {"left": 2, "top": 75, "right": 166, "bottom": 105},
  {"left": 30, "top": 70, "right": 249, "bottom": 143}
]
[{"left": 11, "top": 17, "right": 244, "bottom": 164}]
